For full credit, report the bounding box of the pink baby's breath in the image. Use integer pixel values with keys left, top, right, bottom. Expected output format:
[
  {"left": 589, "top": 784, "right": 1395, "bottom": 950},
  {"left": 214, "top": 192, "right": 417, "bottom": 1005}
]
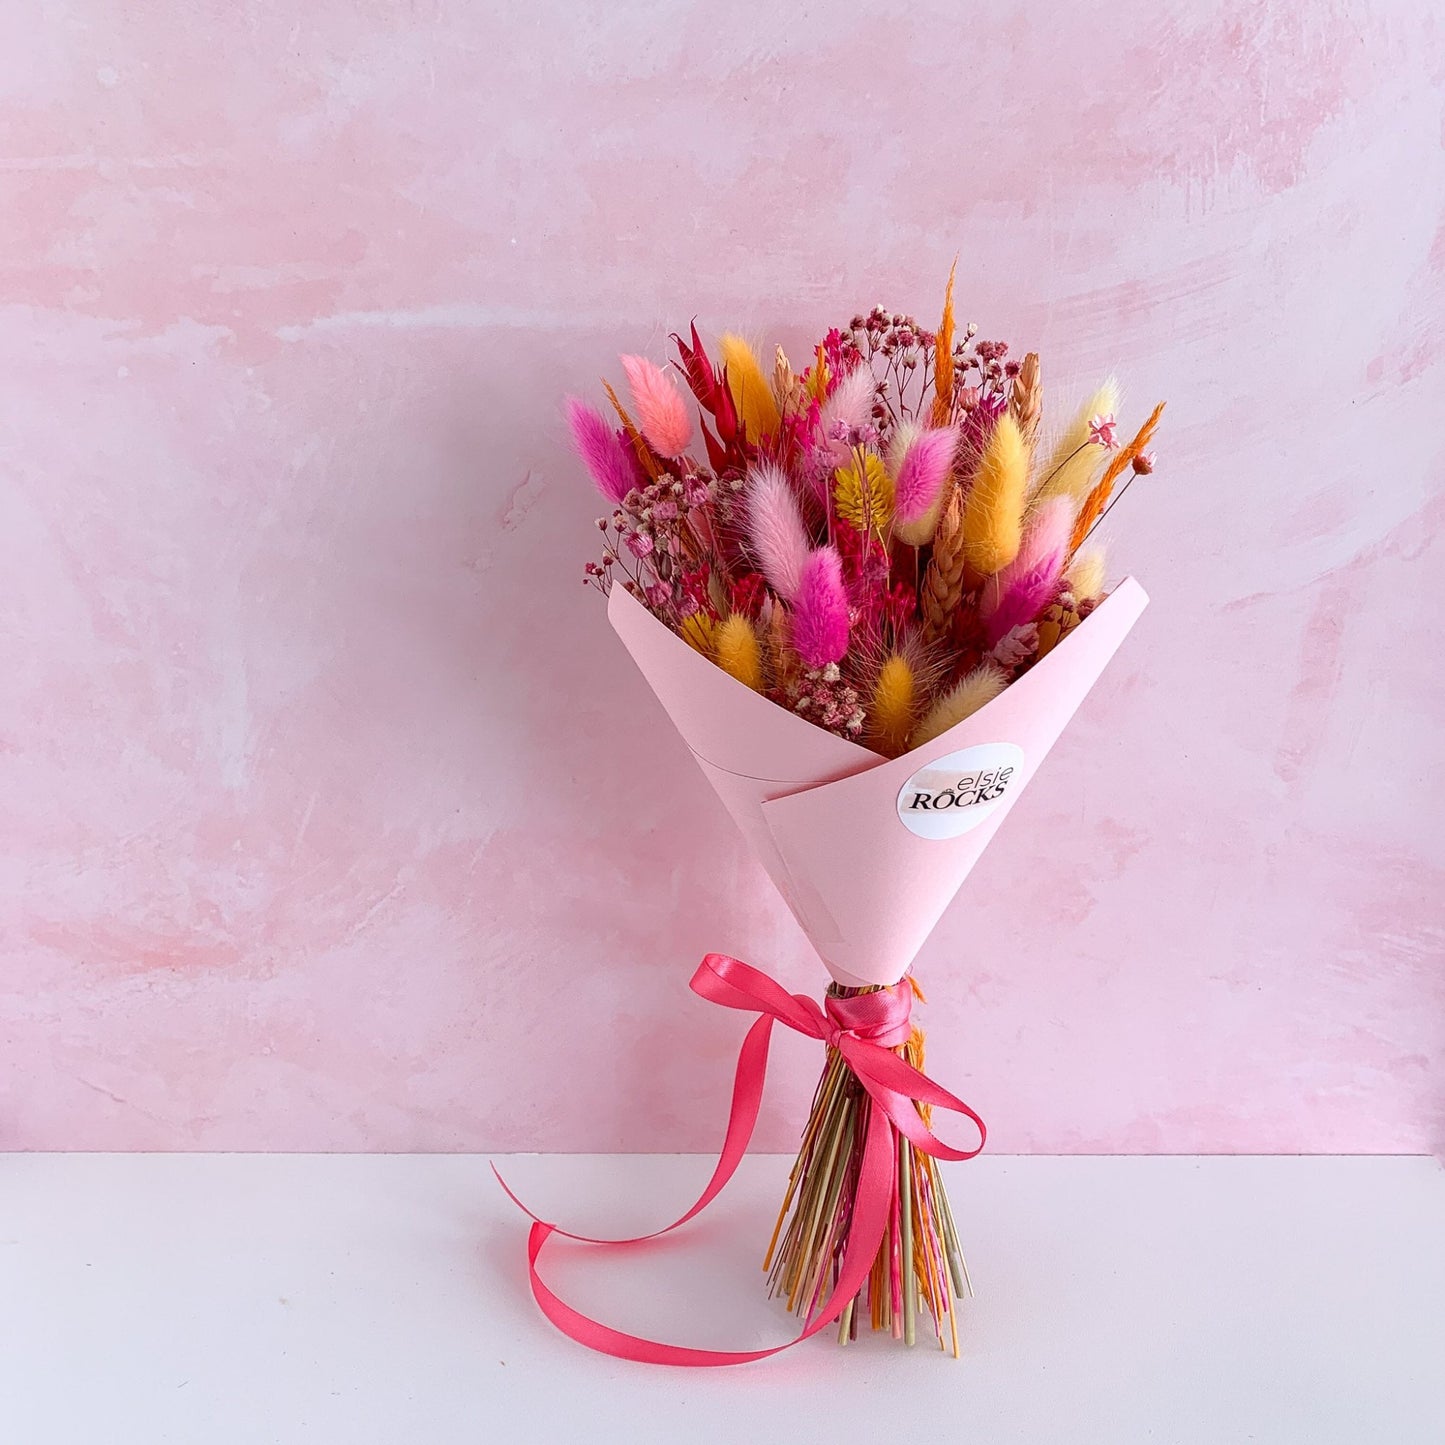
[{"left": 1088, "top": 413, "right": 1119, "bottom": 449}]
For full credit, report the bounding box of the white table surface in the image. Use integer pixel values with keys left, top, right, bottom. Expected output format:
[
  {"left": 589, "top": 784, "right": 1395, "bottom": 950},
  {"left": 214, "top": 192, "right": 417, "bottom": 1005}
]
[{"left": 2, "top": 1153, "right": 1442, "bottom": 1443}]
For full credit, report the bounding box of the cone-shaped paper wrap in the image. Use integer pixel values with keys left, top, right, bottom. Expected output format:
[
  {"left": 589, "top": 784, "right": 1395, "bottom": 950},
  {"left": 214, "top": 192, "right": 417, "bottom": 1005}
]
[{"left": 609, "top": 578, "right": 1147, "bottom": 987}]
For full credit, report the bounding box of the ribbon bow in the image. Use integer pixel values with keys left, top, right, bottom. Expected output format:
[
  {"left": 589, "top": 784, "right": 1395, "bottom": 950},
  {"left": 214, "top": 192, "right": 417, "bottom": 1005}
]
[{"left": 495, "top": 952, "right": 986, "bottom": 1367}]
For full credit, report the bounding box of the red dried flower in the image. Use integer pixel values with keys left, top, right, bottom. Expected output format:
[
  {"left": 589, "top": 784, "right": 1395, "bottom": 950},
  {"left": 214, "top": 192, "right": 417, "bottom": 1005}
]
[{"left": 728, "top": 571, "right": 769, "bottom": 619}]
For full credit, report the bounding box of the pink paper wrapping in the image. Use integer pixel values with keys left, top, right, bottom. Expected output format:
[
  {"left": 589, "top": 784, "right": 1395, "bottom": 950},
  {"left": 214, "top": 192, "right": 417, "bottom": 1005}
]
[{"left": 608, "top": 578, "right": 1147, "bottom": 987}]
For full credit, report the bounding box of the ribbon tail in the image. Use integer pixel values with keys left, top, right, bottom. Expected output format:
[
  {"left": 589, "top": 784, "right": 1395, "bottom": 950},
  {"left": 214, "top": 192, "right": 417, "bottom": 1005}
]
[
  {"left": 497, "top": 956, "right": 975, "bottom": 1365},
  {"left": 516, "top": 1094, "right": 896, "bottom": 1366},
  {"left": 493, "top": 1011, "right": 775, "bottom": 1247},
  {"left": 521, "top": 1219, "right": 780, "bottom": 1366}
]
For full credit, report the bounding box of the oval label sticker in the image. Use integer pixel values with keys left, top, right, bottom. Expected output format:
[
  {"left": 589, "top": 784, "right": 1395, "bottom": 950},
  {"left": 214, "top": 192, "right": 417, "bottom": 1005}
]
[{"left": 897, "top": 742, "right": 1026, "bottom": 840}]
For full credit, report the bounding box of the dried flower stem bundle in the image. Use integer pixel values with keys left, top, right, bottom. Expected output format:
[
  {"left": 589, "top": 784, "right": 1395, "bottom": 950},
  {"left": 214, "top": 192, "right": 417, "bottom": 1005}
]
[{"left": 764, "top": 984, "right": 970, "bottom": 1355}]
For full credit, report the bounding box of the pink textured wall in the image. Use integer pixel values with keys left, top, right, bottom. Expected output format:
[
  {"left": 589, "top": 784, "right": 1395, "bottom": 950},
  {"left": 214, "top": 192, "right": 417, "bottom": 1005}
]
[{"left": 2, "top": 3, "right": 1442, "bottom": 1154}]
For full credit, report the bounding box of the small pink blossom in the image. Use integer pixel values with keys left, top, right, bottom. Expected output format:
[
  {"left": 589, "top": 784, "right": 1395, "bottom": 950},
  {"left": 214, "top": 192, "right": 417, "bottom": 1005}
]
[
  {"left": 1088, "top": 413, "right": 1118, "bottom": 449},
  {"left": 625, "top": 530, "right": 654, "bottom": 559},
  {"left": 989, "top": 622, "right": 1040, "bottom": 669},
  {"left": 1132, "top": 449, "right": 1156, "bottom": 475}
]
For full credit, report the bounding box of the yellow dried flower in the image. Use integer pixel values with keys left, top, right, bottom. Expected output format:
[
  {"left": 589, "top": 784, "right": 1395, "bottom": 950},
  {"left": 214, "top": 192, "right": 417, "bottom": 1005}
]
[
  {"left": 720, "top": 334, "right": 782, "bottom": 443},
  {"left": 870, "top": 654, "right": 916, "bottom": 756},
  {"left": 680, "top": 612, "right": 716, "bottom": 654},
  {"left": 962, "top": 413, "right": 1028, "bottom": 575},
  {"left": 714, "top": 614, "right": 763, "bottom": 691},
  {"left": 1035, "top": 600, "right": 1082, "bottom": 659},
  {"left": 833, "top": 453, "right": 894, "bottom": 533}
]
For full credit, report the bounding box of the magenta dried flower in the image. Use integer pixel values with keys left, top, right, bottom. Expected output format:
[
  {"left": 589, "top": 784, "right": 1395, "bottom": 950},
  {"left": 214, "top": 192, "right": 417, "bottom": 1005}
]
[{"left": 791, "top": 546, "right": 850, "bottom": 669}]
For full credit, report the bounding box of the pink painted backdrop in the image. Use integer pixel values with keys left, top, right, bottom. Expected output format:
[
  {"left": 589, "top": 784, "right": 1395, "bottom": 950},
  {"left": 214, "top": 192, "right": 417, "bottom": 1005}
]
[{"left": 2, "top": 3, "right": 1441, "bottom": 1153}]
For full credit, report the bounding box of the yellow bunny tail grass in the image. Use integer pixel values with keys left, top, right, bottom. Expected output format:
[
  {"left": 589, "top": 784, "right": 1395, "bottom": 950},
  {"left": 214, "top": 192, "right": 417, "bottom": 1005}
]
[
  {"left": 1032, "top": 379, "right": 1119, "bottom": 502},
  {"left": 910, "top": 663, "right": 1007, "bottom": 749},
  {"left": 680, "top": 612, "right": 716, "bottom": 654},
  {"left": 714, "top": 613, "right": 764, "bottom": 691},
  {"left": 931, "top": 260, "right": 957, "bottom": 426},
  {"left": 720, "top": 333, "right": 782, "bottom": 443},
  {"left": 870, "top": 654, "right": 917, "bottom": 756},
  {"left": 1070, "top": 400, "right": 1167, "bottom": 553},
  {"left": 962, "top": 413, "right": 1029, "bottom": 576},
  {"left": 1065, "top": 545, "right": 1107, "bottom": 602}
]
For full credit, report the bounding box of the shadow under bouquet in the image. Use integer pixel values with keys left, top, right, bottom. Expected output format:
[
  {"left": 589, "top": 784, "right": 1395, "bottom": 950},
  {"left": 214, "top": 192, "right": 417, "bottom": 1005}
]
[{"left": 507, "top": 272, "right": 1164, "bottom": 1364}]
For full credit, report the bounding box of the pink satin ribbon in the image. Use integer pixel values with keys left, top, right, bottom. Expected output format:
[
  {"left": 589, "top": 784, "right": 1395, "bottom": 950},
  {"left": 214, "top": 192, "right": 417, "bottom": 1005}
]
[{"left": 494, "top": 951, "right": 986, "bottom": 1366}]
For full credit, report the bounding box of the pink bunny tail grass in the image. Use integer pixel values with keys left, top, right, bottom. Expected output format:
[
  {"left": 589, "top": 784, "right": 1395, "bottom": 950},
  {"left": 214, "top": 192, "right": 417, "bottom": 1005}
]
[
  {"left": 564, "top": 397, "right": 636, "bottom": 504},
  {"left": 980, "top": 496, "right": 1073, "bottom": 646},
  {"left": 746, "top": 460, "right": 813, "bottom": 601},
  {"left": 819, "top": 365, "right": 876, "bottom": 449},
  {"left": 619, "top": 354, "right": 693, "bottom": 458},
  {"left": 892, "top": 424, "right": 959, "bottom": 529},
  {"left": 792, "top": 546, "right": 850, "bottom": 668}
]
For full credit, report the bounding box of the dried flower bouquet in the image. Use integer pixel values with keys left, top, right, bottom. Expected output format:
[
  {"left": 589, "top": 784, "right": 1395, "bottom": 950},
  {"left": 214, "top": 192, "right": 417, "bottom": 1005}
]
[{"left": 519, "top": 270, "right": 1162, "bottom": 1363}]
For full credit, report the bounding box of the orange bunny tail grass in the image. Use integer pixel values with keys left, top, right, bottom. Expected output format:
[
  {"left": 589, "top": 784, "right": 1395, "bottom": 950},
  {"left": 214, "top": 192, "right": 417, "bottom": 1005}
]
[
  {"left": 869, "top": 653, "right": 917, "bottom": 756},
  {"left": 601, "top": 380, "right": 662, "bottom": 482},
  {"left": 1009, "top": 351, "right": 1042, "bottom": 447},
  {"left": 720, "top": 333, "right": 783, "bottom": 444},
  {"left": 910, "top": 662, "right": 1007, "bottom": 748},
  {"left": 713, "top": 613, "right": 764, "bottom": 691},
  {"left": 962, "top": 413, "right": 1029, "bottom": 576},
  {"left": 1070, "top": 401, "right": 1166, "bottom": 553},
  {"left": 931, "top": 260, "right": 957, "bottom": 426},
  {"left": 920, "top": 486, "right": 967, "bottom": 646}
]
